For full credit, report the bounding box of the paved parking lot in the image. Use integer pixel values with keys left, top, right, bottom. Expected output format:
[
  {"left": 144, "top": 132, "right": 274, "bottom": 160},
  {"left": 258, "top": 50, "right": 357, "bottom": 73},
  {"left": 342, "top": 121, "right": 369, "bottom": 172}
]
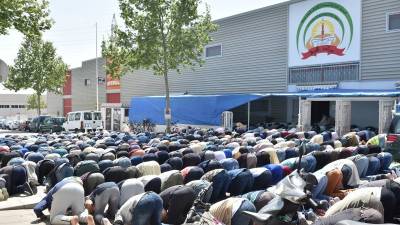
[
  {"left": 0, "top": 130, "right": 36, "bottom": 137},
  {"left": 0, "top": 209, "right": 49, "bottom": 225}
]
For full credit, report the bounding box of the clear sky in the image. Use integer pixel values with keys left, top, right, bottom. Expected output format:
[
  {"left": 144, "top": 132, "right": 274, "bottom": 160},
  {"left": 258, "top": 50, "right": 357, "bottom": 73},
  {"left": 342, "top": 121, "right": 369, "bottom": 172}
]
[{"left": 0, "top": 0, "right": 288, "bottom": 68}]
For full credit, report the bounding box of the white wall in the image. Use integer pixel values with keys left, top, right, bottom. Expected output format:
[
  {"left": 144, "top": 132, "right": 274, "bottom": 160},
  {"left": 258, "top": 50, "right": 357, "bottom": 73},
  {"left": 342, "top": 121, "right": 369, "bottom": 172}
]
[{"left": 0, "top": 93, "right": 47, "bottom": 120}]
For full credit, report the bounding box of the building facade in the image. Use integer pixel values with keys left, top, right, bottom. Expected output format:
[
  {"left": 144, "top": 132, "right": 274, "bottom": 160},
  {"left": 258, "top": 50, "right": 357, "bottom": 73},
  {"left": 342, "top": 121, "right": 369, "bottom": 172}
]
[
  {"left": 48, "top": 0, "right": 400, "bottom": 133},
  {"left": 47, "top": 58, "right": 107, "bottom": 116},
  {"left": 0, "top": 60, "right": 43, "bottom": 120},
  {"left": 0, "top": 59, "right": 8, "bottom": 83},
  {"left": 0, "top": 87, "right": 46, "bottom": 120}
]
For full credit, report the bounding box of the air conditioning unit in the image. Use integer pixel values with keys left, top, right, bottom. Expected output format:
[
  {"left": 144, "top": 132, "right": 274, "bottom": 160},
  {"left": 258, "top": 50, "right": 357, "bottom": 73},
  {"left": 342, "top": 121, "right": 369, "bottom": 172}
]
[{"left": 221, "top": 111, "right": 233, "bottom": 131}]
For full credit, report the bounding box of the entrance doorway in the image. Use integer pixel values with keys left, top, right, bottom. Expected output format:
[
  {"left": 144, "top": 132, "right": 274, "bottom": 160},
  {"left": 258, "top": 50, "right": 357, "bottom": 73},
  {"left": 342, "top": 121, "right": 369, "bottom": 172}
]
[
  {"left": 311, "top": 101, "right": 330, "bottom": 124},
  {"left": 311, "top": 101, "right": 335, "bottom": 131},
  {"left": 101, "top": 103, "right": 128, "bottom": 131}
]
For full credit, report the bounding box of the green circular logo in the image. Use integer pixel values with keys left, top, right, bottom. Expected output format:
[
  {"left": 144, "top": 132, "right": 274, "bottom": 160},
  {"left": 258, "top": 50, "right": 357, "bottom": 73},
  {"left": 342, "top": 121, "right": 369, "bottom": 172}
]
[{"left": 296, "top": 2, "right": 354, "bottom": 57}]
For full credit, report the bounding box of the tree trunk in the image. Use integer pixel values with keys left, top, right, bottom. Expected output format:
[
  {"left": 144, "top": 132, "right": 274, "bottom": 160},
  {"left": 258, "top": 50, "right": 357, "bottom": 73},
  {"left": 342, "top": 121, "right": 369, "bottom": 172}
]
[
  {"left": 37, "top": 92, "right": 41, "bottom": 116},
  {"left": 163, "top": 72, "right": 171, "bottom": 133}
]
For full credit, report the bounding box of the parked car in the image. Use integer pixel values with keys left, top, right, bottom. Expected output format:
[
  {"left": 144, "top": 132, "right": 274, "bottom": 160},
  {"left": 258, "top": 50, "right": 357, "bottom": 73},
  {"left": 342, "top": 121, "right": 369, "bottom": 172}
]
[
  {"left": 387, "top": 114, "right": 400, "bottom": 161},
  {"left": 63, "top": 111, "right": 103, "bottom": 131},
  {"left": 39, "top": 117, "right": 65, "bottom": 133},
  {"left": 4, "top": 120, "right": 12, "bottom": 129},
  {"left": 29, "top": 116, "right": 51, "bottom": 132},
  {"left": 7, "top": 120, "right": 20, "bottom": 130},
  {"left": 0, "top": 119, "right": 6, "bottom": 129}
]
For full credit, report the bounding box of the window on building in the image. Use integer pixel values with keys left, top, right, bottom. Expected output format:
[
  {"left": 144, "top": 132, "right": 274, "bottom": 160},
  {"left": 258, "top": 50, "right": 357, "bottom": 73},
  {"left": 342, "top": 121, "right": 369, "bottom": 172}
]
[
  {"left": 388, "top": 12, "right": 400, "bottom": 31},
  {"left": 205, "top": 44, "right": 222, "bottom": 58},
  {"left": 11, "top": 105, "right": 19, "bottom": 108},
  {"left": 19, "top": 105, "right": 25, "bottom": 108},
  {"left": 289, "top": 63, "right": 359, "bottom": 84},
  {"left": 84, "top": 79, "right": 91, "bottom": 86},
  {"left": 0, "top": 105, "right": 10, "bottom": 108}
]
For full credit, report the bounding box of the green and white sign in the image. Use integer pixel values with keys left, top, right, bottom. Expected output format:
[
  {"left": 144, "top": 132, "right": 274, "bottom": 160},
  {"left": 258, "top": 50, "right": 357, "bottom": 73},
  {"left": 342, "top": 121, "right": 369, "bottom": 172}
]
[{"left": 289, "top": 0, "right": 361, "bottom": 67}]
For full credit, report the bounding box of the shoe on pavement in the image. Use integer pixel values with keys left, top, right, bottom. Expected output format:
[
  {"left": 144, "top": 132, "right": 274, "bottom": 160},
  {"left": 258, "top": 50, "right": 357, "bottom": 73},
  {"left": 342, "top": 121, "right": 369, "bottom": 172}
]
[{"left": 1, "top": 188, "right": 8, "bottom": 200}]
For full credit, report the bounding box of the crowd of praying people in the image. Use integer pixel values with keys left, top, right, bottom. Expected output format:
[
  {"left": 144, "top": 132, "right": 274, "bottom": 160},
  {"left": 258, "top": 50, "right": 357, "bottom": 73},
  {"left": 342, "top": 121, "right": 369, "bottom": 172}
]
[{"left": 0, "top": 127, "right": 399, "bottom": 225}]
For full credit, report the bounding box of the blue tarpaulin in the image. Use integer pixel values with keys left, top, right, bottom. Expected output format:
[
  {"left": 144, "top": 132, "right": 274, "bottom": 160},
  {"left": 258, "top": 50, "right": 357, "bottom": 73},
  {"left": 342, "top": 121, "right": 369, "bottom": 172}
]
[
  {"left": 129, "top": 94, "right": 265, "bottom": 125},
  {"left": 129, "top": 89, "right": 400, "bottom": 125}
]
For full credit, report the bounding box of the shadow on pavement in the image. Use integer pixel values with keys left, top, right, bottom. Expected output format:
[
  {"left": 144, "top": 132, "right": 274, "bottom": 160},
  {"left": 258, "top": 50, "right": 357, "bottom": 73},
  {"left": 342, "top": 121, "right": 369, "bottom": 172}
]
[{"left": 30, "top": 218, "right": 51, "bottom": 225}]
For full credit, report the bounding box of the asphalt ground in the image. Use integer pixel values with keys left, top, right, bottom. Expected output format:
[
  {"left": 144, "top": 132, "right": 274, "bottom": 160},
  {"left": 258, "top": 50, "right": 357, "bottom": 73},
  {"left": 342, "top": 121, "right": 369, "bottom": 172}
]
[
  {"left": 0, "top": 129, "right": 37, "bottom": 138},
  {"left": 0, "top": 209, "right": 50, "bottom": 225}
]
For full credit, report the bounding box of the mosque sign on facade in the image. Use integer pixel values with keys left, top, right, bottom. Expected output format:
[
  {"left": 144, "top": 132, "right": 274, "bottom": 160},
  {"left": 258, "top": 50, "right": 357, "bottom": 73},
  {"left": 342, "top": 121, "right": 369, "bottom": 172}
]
[{"left": 288, "top": 0, "right": 361, "bottom": 67}]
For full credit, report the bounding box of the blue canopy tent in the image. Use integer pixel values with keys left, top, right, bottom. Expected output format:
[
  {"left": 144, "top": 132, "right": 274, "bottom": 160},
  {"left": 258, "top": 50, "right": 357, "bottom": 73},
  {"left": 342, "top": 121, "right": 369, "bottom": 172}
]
[
  {"left": 129, "top": 94, "right": 266, "bottom": 126},
  {"left": 129, "top": 89, "right": 400, "bottom": 126}
]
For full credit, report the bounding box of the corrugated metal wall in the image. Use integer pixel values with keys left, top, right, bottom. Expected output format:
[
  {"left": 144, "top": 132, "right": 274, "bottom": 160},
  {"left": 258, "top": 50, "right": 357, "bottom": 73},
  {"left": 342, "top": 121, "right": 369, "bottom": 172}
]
[
  {"left": 361, "top": 0, "right": 400, "bottom": 80},
  {"left": 71, "top": 58, "right": 107, "bottom": 111},
  {"left": 121, "top": 3, "right": 289, "bottom": 105},
  {"left": 270, "top": 97, "right": 288, "bottom": 122}
]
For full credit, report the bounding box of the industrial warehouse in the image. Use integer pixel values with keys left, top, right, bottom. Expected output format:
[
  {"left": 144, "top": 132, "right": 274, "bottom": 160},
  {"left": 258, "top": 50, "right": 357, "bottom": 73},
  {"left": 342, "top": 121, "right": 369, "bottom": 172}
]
[{"left": 47, "top": 0, "right": 400, "bottom": 135}]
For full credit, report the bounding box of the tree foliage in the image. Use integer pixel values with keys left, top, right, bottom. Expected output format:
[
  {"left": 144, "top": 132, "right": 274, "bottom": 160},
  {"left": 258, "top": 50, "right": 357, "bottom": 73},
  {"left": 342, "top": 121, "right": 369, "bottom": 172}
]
[
  {"left": 0, "top": 0, "right": 53, "bottom": 37},
  {"left": 5, "top": 37, "right": 67, "bottom": 115},
  {"left": 27, "top": 94, "right": 46, "bottom": 113},
  {"left": 102, "top": 0, "right": 217, "bottom": 132}
]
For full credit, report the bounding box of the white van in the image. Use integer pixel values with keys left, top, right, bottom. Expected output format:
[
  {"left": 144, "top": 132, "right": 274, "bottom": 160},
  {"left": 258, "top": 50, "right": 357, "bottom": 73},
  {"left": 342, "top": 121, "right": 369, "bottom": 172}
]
[{"left": 63, "top": 111, "right": 103, "bottom": 131}]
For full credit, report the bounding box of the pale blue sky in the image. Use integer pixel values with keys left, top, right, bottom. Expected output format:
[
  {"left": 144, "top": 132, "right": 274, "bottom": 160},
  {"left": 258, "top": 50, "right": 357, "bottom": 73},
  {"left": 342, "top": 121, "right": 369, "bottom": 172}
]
[{"left": 0, "top": 0, "right": 288, "bottom": 68}]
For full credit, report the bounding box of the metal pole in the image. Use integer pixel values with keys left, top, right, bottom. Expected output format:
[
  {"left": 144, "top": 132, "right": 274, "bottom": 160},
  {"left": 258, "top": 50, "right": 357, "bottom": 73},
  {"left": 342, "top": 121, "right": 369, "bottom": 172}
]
[
  {"left": 247, "top": 101, "right": 251, "bottom": 130},
  {"left": 95, "top": 22, "right": 99, "bottom": 111},
  {"left": 298, "top": 96, "right": 301, "bottom": 129}
]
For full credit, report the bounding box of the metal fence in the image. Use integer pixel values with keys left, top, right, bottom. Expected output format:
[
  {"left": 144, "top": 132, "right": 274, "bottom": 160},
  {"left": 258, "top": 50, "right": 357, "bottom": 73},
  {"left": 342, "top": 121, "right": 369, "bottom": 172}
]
[{"left": 289, "top": 63, "right": 359, "bottom": 84}]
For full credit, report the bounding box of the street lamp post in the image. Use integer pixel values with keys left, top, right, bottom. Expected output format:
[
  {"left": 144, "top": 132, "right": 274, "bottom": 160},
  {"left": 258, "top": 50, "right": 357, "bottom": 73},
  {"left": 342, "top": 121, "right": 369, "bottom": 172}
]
[{"left": 95, "top": 22, "right": 99, "bottom": 111}]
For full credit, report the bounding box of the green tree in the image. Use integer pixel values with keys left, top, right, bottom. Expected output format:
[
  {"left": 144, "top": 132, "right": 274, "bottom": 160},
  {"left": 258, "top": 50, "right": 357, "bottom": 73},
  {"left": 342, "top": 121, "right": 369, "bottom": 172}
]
[
  {"left": 5, "top": 37, "right": 67, "bottom": 115},
  {"left": 102, "top": 0, "right": 217, "bottom": 133},
  {"left": 0, "top": 0, "right": 52, "bottom": 37},
  {"left": 27, "top": 94, "right": 47, "bottom": 115}
]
